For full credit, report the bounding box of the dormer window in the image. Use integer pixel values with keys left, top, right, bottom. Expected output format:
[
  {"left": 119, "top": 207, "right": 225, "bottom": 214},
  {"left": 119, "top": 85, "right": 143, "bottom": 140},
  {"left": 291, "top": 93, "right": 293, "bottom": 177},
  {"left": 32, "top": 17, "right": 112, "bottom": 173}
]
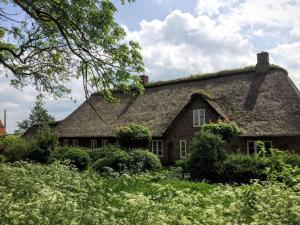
[{"left": 193, "top": 109, "right": 205, "bottom": 127}]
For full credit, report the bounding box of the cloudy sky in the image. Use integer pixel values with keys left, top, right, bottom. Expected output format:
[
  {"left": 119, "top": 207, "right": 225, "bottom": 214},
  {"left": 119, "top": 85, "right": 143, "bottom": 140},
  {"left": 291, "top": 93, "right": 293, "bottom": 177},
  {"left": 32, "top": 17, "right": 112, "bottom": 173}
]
[{"left": 1, "top": 0, "right": 300, "bottom": 133}]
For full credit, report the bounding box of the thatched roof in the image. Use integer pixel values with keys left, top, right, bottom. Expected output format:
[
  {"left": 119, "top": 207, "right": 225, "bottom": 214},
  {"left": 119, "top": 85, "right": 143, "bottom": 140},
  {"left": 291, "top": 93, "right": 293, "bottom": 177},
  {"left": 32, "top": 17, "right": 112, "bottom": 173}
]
[
  {"left": 56, "top": 65, "right": 300, "bottom": 137},
  {"left": 23, "top": 121, "right": 60, "bottom": 138}
]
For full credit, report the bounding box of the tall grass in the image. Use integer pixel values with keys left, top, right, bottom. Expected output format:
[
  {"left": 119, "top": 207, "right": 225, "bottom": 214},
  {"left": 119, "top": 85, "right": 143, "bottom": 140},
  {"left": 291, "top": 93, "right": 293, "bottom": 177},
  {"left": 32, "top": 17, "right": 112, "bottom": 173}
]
[{"left": 0, "top": 162, "right": 299, "bottom": 225}]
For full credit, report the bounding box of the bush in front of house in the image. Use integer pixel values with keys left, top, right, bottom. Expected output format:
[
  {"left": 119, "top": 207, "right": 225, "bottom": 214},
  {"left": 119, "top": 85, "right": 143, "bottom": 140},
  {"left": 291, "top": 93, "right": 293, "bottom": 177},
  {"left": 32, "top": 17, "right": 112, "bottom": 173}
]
[
  {"left": 282, "top": 152, "right": 300, "bottom": 167},
  {"left": 27, "top": 126, "right": 58, "bottom": 163},
  {"left": 184, "top": 131, "right": 227, "bottom": 181},
  {"left": 0, "top": 154, "right": 6, "bottom": 163},
  {"left": 53, "top": 147, "right": 90, "bottom": 170},
  {"left": 128, "top": 149, "right": 162, "bottom": 172},
  {"left": 1, "top": 135, "right": 34, "bottom": 162},
  {"left": 93, "top": 150, "right": 129, "bottom": 173},
  {"left": 93, "top": 149, "right": 161, "bottom": 173},
  {"left": 87, "top": 145, "right": 119, "bottom": 163},
  {"left": 116, "top": 123, "right": 152, "bottom": 150},
  {"left": 217, "top": 150, "right": 300, "bottom": 184},
  {"left": 202, "top": 121, "right": 240, "bottom": 142},
  {"left": 219, "top": 154, "right": 270, "bottom": 183}
]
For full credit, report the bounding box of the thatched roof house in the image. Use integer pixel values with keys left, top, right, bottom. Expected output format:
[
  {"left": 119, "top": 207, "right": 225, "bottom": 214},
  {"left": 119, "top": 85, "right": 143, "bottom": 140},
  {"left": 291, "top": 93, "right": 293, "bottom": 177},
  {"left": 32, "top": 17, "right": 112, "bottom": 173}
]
[{"left": 30, "top": 52, "right": 300, "bottom": 163}]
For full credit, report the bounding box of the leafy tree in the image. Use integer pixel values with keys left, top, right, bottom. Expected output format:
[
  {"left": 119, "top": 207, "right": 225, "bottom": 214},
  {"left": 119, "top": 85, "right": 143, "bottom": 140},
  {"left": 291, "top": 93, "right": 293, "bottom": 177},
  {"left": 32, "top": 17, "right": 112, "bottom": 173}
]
[
  {"left": 15, "top": 96, "right": 55, "bottom": 134},
  {"left": 27, "top": 125, "right": 58, "bottom": 163},
  {"left": 0, "top": 0, "right": 144, "bottom": 101}
]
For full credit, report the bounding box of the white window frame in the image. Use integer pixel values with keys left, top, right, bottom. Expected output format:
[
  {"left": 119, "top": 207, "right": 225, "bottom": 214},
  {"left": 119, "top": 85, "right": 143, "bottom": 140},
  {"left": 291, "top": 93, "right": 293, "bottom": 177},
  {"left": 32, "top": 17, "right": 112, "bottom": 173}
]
[
  {"left": 180, "top": 140, "right": 187, "bottom": 158},
  {"left": 247, "top": 140, "right": 273, "bottom": 155},
  {"left": 152, "top": 140, "right": 163, "bottom": 157},
  {"left": 91, "top": 139, "right": 97, "bottom": 149},
  {"left": 193, "top": 109, "right": 205, "bottom": 127},
  {"left": 72, "top": 139, "right": 78, "bottom": 147},
  {"left": 63, "top": 139, "right": 69, "bottom": 146},
  {"left": 102, "top": 139, "right": 109, "bottom": 148}
]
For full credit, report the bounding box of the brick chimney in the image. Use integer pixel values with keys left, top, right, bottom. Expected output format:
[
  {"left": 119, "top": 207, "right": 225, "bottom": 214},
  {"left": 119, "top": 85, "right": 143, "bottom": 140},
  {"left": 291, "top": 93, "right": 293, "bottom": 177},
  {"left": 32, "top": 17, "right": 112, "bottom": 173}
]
[
  {"left": 256, "top": 52, "right": 270, "bottom": 74},
  {"left": 140, "top": 75, "right": 149, "bottom": 85}
]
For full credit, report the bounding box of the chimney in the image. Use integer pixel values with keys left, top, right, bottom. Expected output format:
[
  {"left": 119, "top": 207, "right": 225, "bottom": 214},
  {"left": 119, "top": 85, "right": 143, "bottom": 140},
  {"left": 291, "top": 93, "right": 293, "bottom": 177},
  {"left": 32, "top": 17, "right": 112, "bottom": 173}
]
[
  {"left": 256, "top": 52, "right": 270, "bottom": 74},
  {"left": 140, "top": 75, "right": 149, "bottom": 85}
]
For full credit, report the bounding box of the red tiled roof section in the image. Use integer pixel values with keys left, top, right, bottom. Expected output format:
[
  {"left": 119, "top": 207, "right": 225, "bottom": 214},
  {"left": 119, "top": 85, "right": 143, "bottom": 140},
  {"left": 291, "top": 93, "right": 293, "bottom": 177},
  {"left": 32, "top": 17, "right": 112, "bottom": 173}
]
[{"left": 0, "top": 119, "right": 6, "bottom": 136}]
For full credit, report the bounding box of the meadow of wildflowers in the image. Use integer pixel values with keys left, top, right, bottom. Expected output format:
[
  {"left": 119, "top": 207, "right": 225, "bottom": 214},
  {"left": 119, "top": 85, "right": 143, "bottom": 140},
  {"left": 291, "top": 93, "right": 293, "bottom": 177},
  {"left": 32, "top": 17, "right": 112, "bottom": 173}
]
[{"left": 0, "top": 162, "right": 299, "bottom": 225}]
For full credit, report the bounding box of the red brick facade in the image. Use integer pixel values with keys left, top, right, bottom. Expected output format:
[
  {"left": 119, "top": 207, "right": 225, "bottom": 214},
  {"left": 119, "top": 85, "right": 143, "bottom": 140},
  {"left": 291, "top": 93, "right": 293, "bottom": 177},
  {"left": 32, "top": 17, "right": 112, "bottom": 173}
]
[
  {"left": 0, "top": 120, "right": 6, "bottom": 136},
  {"left": 162, "top": 97, "right": 220, "bottom": 163}
]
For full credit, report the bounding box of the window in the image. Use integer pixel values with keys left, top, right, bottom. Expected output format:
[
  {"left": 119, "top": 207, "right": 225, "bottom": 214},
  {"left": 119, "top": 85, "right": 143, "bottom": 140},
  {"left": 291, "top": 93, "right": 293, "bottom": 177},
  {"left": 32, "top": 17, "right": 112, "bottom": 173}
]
[
  {"left": 63, "top": 139, "right": 69, "bottom": 146},
  {"left": 193, "top": 109, "right": 205, "bottom": 127},
  {"left": 152, "top": 140, "right": 163, "bottom": 157},
  {"left": 247, "top": 141, "right": 273, "bottom": 155},
  {"left": 180, "top": 140, "right": 187, "bottom": 158},
  {"left": 91, "top": 140, "right": 97, "bottom": 149},
  {"left": 102, "top": 139, "right": 109, "bottom": 148},
  {"left": 247, "top": 141, "right": 255, "bottom": 155},
  {"left": 72, "top": 139, "right": 78, "bottom": 147}
]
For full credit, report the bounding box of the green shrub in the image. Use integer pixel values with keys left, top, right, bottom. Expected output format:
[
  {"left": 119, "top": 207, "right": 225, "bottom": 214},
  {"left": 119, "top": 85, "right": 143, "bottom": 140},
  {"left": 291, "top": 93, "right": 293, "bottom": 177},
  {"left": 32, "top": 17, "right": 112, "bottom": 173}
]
[
  {"left": 282, "top": 152, "right": 300, "bottom": 167},
  {"left": 87, "top": 145, "right": 119, "bottom": 162},
  {"left": 175, "top": 158, "right": 188, "bottom": 170},
  {"left": 93, "top": 149, "right": 161, "bottom": 173},
  {"left": 185, "top": 131, "right": 226, "bottom": 181},
  {"left": 202, "top": 121, "right": 240, "bottom": 142},
  {"left": 128, "top": 149, "right": 162, "bottom": 172},
  {"left": 116, "top": 123, "right": 152, "bottom": 150},
  {"left": 53, "top": 147, "right": 90, "bottom": 171},
  {"left": 1, "top": 135, "right": 34, "bottom": 162},
  {"left": 220, "top": 154, "right": 270, "bottom": 183},
  {"left": 219, "top": 151, "right": 300, "bottom": 184},
  {"left": 27, "top": 126, "right": 58, "bottom": 163},
  {"left": 0, "top": 154, "right": 6, "bottom": 163},
  {"left": 0, "top": 136, "right": 5, "bottom": 154},
  {"left": 264, "top": 149, "right": 300, "bottom": 187},
  {"left": 93, "top": 150, "right": 129, "bottom": 173}
]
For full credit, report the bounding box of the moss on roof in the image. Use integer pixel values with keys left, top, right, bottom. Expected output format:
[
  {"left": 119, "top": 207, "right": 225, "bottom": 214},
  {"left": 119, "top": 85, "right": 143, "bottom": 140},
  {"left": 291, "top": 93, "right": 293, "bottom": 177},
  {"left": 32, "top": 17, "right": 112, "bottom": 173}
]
[{"left": 145, "top": 64, "right": 287, "bottom": 88}]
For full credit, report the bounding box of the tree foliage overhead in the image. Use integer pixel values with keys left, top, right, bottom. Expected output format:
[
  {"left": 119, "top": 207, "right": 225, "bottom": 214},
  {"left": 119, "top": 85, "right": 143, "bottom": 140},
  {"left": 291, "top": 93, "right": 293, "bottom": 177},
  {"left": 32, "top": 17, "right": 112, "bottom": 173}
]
[
  {"left": 0, "top": 0, "right": 144, "bottom": 101},
  {"left": 16, "top": 96, "right": 55, "bottom": 134}
]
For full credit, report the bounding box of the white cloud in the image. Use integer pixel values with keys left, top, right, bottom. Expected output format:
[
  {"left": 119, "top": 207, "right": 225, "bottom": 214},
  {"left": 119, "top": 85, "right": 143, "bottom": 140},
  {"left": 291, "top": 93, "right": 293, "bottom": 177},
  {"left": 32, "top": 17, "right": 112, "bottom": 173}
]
[
  {"left": 126, "top": 10, "right": 255, "bottom": 81},
  {"left": 270, "top": 42, "right": 300, "bottom": 88},
  {"left": 0, "top": 74, "right": 83, "bottom": 133},
  {"left": 196, "top": 0, "right": 239, "bottom": 17},
  {"left": 125, "top": 1, "right": 300, "bottom": 87},
  {"left": 252, "top": 29, "right": 264, "bottom": 37},
  {"left": 196, "top": 0, "right": 300, "bottom": 38}
]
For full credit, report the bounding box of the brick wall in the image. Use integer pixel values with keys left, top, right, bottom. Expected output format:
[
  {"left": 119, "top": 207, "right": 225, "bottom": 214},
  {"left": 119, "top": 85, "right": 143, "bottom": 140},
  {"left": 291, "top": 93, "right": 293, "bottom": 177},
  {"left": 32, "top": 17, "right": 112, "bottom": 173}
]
[{"left": 164, "top": 97, "right": 220, "bottom": 163}]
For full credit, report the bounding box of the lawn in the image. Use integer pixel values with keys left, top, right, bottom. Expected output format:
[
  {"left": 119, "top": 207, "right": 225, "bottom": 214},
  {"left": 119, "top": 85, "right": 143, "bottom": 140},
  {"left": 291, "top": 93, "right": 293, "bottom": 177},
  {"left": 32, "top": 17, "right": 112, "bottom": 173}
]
[{"left": 0, "top": 162, "right": 299, "bottom": 225}]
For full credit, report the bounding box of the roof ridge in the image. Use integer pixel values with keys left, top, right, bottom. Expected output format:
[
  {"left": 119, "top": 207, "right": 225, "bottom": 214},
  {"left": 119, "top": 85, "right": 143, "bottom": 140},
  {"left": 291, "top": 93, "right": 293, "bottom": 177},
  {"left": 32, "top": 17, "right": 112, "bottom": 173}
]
[
  {"left": 145, "top": 64, "right": 287, "bottom": 88},
  {"left": 90, "top": 64, "right": 287, "bottom": 97}
]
